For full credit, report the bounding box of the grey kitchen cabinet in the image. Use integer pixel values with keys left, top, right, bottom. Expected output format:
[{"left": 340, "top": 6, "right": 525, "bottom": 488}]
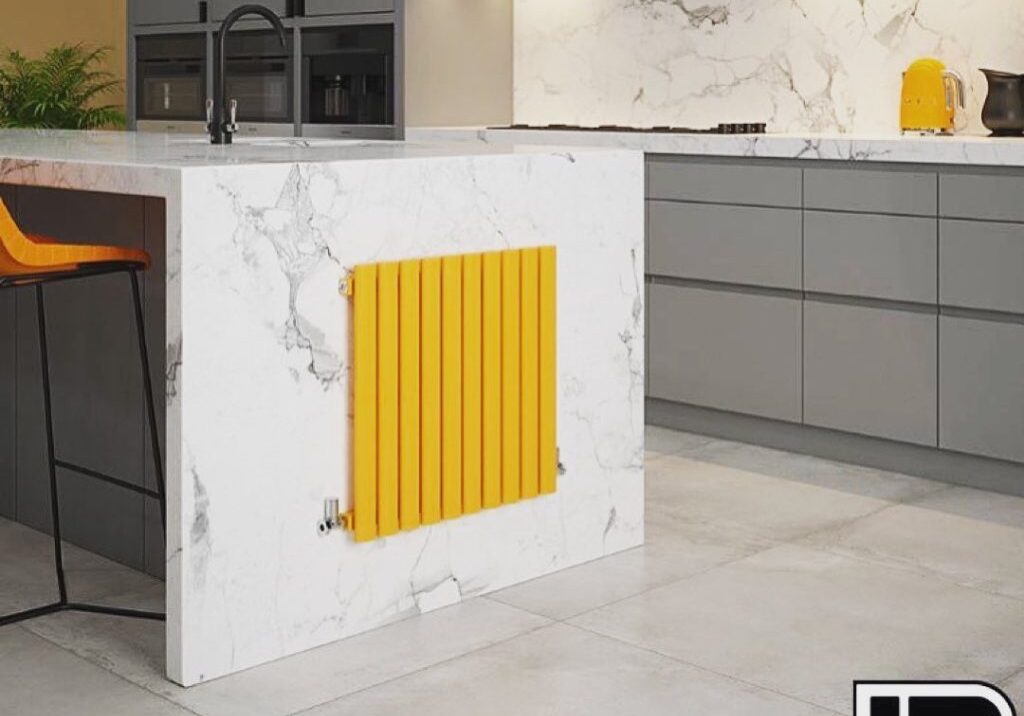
[
  {"left": 648, "top": 283, "right": 802, "bottom": 422},
  {"left": 0, "top": 186, "right": 14, "bottom": 519},
  {"left": 647, "top": 201, "right": 801, "bottom": 289},
  {"left": 804, "top": 210, "right": 937, "bottom": 303},
  {"left": 304, "top": 0, "right": 394, "bottom": 15},
  {"left": 940, "top": 219, "right": 1024, "bottom": 315},
  {"left": 647, "top": 158, "right": 801, "bottom": 208},
  {"left": 804, "top": 167, "right": 936, "bottom": 216},
  {"left": 1, "top": 185, "right": 166, "bottom": 575},
  {"left": 941, "top": 172, "right": 1024, "bottom": 222},
  {"left": 803, "top": 300, "right": 937, "bottom": 446},
  {"left": 940, "top": 316, "right": 1024, "bottom": 464},
  {"left": 133, "top": 0, "right": 203, "bottom": 25},
  {"left": 210, "top": 0, "right": 290, "bottom": 20}
]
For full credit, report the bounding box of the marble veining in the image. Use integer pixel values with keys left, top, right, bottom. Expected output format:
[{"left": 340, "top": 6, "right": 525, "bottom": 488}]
[
  {"left": 514, "top": 0, "right": 1024, "bottom": 134},
  {"left": 0, "top": 130, "right": 644, "bottom": 687}
]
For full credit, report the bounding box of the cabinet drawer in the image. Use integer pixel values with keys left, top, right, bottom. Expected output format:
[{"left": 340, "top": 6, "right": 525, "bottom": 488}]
[
  {"left": 940, "top": 316, "right": 1024, "bottom": 463},
  {"left": 940, "top": 219, "right": 1024, "bottom": 314},
  {"left": 647, "top": 201, "right": 801, "bottom": 289},
  {"left": 804, "top": 211, "right": 936, "bottom": 303},
  {"left": 941, "top": 173, "right": 1024, "bottom": 222},
  {"left": 804, "top": 167, "right": 936, "bottom": 216},
  {"left": 648, "top": 283, "right": 802, "bottom": 421},
  {"left": 134, "top": 0, "right": 200, "bottom": 24},
  {"left": 305, "top": 0, "right": 394, "bottom": 15},
  {"left": 646, "top": 159, "right": 801, "bottom": 208},
  {"left": 804, "top": 301, "right": 937, "bottom": 446}
]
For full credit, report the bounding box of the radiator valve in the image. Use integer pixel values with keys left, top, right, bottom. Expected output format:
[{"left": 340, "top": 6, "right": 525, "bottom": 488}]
[{"left": 317, "top": 498, "right": 342, "bottom": 536}]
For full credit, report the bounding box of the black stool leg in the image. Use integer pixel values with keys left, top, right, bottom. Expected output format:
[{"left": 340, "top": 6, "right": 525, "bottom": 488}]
[
  {"left": 0, "top": 270, "right": 166, "bottom": 627},
  {"left": 0, "top": 286, "right": 70, "bottom": 628},
  {"left": 129, "top": 269, "right": 166, "bottom": 533},
  {"left": 37, "top": 284, "right": 69, "bottom": 607}
]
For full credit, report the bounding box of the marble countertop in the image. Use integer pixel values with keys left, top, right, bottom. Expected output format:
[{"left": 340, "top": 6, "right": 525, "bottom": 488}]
[
  {"left": 407, "top": 126, "right": 1024, "bottom": 167},
  {"left": 0, "top": 128, "right": 625, "bottom": 170}
]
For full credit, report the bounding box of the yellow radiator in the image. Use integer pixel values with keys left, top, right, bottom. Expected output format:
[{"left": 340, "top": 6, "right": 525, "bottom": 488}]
[{"left": 346, "top": 247, "right": 557, "bottom": 542}]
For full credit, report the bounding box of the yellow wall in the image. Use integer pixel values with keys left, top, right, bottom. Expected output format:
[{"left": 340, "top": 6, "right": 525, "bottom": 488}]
[
  {"left": 405, "top": 0, "right": 513, "bottom": 127},
  {"left": 1, "top": 0, "right": 127, "bottom": 110}
]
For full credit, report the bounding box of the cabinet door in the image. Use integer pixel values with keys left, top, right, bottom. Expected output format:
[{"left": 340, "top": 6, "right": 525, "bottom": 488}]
[
  {"left": 805, "top": 167, "right": 936, "bottom": 216},
  {"left": 134, "top": 0, "right": 201, "bottom": 25},
  {"left": 210, "top": 0, "right": 289, "bottom": 20},
  {"left": 940, "top": 219, "right": 1024, "bottom": 315},
  {"left": 804, "top": 301, "right": 937, "bottom": 446},
  {"left": 0, "top": 186, "right": 14, "bottom": 519},
  {"left": 647, "top": 201, "right": 801, "bottom": 289},
  {"left": 648, "top": 283, "right": 802, "bottom": 422},
  {"left": 804, "top": 211, "right": 936, "bottom": 303},
  {"left": 646, "top": 159, "right": 801, "bottom": 208},
  {"left": 13, "top": 188, "right": 148, "bottom": 569},
  {"left": 304, "top": 0, "right": 394, "bottom": 15},
  {"left": 940, "top": 316, "right": 1024, "bottom": 463}
]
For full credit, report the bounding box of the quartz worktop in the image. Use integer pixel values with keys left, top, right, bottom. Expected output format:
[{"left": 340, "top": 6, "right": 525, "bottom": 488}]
[
  {"left": 0, "top": 129, "right": 645, "bottom": 686},
  {"left": 408, "top": 127, "right": 1024, "bottom": 166}
]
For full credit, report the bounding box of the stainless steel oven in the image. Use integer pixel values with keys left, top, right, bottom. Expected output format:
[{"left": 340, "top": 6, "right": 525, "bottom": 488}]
[
  {"left": 220, "top": 29, "right": 294, "bottom": 129},
  {"left": 136, "top": 34, "right": 206, "bottom": 131},
  {"left": 301, "top": 25, "right": 395, "bottom": 139}
]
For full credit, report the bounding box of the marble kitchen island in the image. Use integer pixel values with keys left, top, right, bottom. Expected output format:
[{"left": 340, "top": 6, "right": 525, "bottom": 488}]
[{"left": 0, "top": 130, "right": 645, "bottom": 686}]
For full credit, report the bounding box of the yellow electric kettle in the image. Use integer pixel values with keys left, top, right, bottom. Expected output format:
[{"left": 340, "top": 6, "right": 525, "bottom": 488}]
[{"left": 900, "top": 58, "right": 966, "bottom": 134}]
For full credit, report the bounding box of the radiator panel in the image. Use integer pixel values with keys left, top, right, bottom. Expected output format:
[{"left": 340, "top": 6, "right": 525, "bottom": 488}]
[{"left": 349, "top": 247, "right": 557, "bottom": 542}]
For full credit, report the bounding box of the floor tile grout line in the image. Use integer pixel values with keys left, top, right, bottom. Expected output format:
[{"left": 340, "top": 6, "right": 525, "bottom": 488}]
[
  {"left": 15, "top": 625, "right": 205, "bottom": 716},
  {"left": 560, "top": 621, "right": 846, "bottom": 715},
  {"left": 285, "top": 614, "right": 557, "bottom": 716}
]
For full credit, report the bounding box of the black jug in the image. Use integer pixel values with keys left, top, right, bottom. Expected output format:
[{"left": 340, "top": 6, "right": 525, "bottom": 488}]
[{"left": 981, "top": 68, "right": 1024, "bottom": 136}]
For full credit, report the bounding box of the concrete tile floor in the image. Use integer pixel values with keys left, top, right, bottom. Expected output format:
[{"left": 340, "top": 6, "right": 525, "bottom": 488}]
[{"left": 1, "top": 426, "right": 1022, "bottom": 715}]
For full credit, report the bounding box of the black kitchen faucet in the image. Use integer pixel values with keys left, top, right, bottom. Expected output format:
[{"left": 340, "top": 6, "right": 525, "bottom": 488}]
[{"left": 207, "top": 4, "right": 287, "bottom": 144}]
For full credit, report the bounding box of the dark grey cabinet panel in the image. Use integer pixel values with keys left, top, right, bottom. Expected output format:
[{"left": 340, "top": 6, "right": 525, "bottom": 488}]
[
  {"left": 0, "top": 185, "right": 14, "bottom": 519},
  {"left": 804, "top": 167, "right": 936, "bottom": 216},
  {"left": 648, "top": 201, "right": 801, "bottom": 289},
  {"left": 939, "top": 316, "right": 1024, "bottom": 463},
  {"left": 647, "top": 159, "right": 801, "bottom": 208},
  {"left": 804, "top": 210, "right": 936, "bottom": 303},
  {"left": 804, "top": 301, "right": 937, "bottom": 446},
  {"left": 7, "top": 187, "right": 166, "bottom": 573},
  {"left": 649, "top": 283, "right": 802, "bottom": 422},
  {"left": 210, "top": 0, "right": 289, "bottom": 20},
  {"left": 940, "top": 219, "right": 1024, "bottom": 314},
  {"left": 133, "top": 0, "right": 202, "bottom": 25},
  {"left": 304, "top": 0, "right": 394, "bottom": 15},
  {"left": 940, "top": 173, "right": 1024, "bottom": 222}
]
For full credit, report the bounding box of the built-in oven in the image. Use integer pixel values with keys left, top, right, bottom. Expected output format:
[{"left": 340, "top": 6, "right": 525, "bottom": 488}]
[
  {"left": 301, "top": 25, "right": 396, "bottom": 139},
  {"left": 135, "top": 34, "right": 206, "bottom": 133},
  {"left": 220, "top": 29, "right": 295, "bottom": 134}
]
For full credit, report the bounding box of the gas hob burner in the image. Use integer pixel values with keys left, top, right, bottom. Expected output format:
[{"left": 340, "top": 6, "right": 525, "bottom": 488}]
[{"left": 497, "top": 122, "right": 768, "bottom": 135}]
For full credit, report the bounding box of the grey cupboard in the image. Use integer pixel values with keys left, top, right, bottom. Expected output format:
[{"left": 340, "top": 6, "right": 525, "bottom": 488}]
[
  {"left": 0, "top": 185, "right": 166, "bottom": 577},
  {"left": 646, "top": 156, "right": 1024, "bottom": 493},
  {"left": 133, "top": 0, "right": 203, "bottom": 25},
  {"left": 304, "top": 0, "right": 395, "bottom": 15}
]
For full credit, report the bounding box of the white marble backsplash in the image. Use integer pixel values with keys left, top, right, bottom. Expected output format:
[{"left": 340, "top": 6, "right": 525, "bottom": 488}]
[{"left": 514, "top": 0, "right": 1024, "bottom": 133}]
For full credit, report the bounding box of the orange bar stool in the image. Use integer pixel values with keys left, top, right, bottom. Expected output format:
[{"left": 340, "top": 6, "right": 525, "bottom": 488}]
[{"left": 0, "top": 198, "right": 166, "bottom": 627}]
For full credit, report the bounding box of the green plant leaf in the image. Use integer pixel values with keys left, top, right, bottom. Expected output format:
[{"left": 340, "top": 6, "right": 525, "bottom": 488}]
[{"left": 0, "top": 43, "right": 124, "bottom": 129}]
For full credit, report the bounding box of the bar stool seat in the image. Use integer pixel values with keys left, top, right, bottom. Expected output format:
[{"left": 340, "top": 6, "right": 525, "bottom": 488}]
[{"left": 0, "top": 198, "right": 166, "bottom": 627}]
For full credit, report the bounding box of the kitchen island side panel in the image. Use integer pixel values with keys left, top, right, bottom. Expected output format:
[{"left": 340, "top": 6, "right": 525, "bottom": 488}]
[{"left": 173, "top": 149, "right": 645, "bottom": 685}]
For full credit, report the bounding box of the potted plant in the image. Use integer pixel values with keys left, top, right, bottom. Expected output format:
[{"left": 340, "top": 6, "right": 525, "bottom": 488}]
[{"left": 0, "top": 44, "right": 124, "bottom": 129}]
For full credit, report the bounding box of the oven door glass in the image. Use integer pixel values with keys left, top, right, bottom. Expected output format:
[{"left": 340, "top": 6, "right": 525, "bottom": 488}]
[
  {"left": 218, "top": 29, "right": 294, "bottom": 125},
  {"left": 136, "top": 34, "right": 206, "bottom": 121},
  {"left": 302, "top": 26, "right": 393, "bottom": 127}
]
